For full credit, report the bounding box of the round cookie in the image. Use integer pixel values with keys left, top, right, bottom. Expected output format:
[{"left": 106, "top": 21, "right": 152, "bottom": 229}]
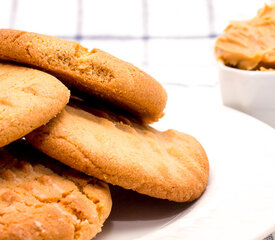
[
  {"left": 0, "top": 62, "right": 70, "bottom": 148},
  {"left": 0, "top": 141, "right": 112, "bottom": 240},
  {"left": 27, "top": 99, "right": 209, "bottom": 202},
  {"left": 0, "top": 29, "right": 167, "bottom": 123}
]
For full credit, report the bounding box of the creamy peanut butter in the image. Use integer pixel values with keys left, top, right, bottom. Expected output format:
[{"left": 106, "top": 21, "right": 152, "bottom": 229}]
[{"left": 215, "top": 4, "right": 275, "bottom": 70}]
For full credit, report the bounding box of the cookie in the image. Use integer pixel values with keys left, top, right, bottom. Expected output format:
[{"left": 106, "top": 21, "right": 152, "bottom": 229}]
[
  {"left": 0, "top": 29, "right": 167, "bottom": 123},
  {"left": 0, "top": 62, "right": 70, "bottom": 148},
  {"left": 27, "top": 98, "right": 209, "bottom": 202},
  {"left": 0, "top": 140, "right": 112, "bottom": 240}
]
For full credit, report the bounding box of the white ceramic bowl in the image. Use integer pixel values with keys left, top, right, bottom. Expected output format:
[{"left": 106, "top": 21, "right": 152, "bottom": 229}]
[{"left": 218, "top": 62, "right": 275, "bottom": 128}]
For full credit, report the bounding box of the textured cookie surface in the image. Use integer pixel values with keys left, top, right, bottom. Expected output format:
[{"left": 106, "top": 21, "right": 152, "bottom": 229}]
[
  {"left": 0, "top": 141, "right": 112, "bottom": 240},
  {"left": 0, "top": 29, "right": 167, "bottom": 123},
  {"left": 27, "top": 99, "right": 209, "bottom": 202},
  {"left": 0, "top": 62, "right": 70, "bottom": 148}
]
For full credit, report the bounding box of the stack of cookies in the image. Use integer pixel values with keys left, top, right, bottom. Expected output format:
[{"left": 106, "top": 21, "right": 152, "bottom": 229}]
[{"left": 0, "top": 29, "right": 209, "bottom": 240}]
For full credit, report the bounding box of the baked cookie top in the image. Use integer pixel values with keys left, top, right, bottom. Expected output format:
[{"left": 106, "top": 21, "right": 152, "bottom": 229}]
[
  {"left": 0, "top": 29, "right": 167, "bottom": 123},
  {"left": 0, "top": 62, "right": 70, "bottom": 148},
  {"left": 27, "top": 98, "right": 209, "bottom": 202},
  {"left": 0, "top": 141, "right": 112, "bottom": 240}
]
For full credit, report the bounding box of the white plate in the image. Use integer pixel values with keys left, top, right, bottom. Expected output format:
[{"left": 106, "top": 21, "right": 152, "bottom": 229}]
[{"left": 96, "top": 85, "right": 275, "bottom": 240}]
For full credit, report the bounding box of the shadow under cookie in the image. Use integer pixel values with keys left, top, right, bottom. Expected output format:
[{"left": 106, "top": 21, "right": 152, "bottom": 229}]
[{"left": 95, "top": 185, "right": 197, "bottom": 240}]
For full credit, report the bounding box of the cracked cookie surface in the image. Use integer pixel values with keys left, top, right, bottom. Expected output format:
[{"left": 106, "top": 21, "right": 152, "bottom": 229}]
[
  {"left": 0, "top": 29, "right": 167, "bottom": 123},
  {"left": 27, "top": 99, "right": 209, "bottom": 203},
  {"left": 0, "top": 62, "right": 70, "bottom": 148},
  {"left": 0, "top": 141, "right": 112, "bottom": 240}
]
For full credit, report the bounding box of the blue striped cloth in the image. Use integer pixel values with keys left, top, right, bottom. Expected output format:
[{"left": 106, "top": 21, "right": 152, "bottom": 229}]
[
  {"left": 0, "top": 0, "right": 274, "bottom": 239},
  {"left": 0, "top": 0, "right": 266, "bottom": 87}
]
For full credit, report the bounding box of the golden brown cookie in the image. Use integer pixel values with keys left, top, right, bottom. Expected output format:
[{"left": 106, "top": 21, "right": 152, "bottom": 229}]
[
  {"left": 0, "top": 62, "right": 70, "bottom": 148},
  {"left": 27, "top": 99, "right": 209, "bottom": 202},
  {"left": 0, "top": 29, "right": 167, "bottom": 123},
  {"left": 0, "top": 140, "right": 112, "bottom": 240}
]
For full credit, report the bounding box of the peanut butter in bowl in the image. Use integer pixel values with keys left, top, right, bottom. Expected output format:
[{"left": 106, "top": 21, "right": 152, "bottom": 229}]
[{"left": 215, "top": 4, "right": 275, "bottom": 70}]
